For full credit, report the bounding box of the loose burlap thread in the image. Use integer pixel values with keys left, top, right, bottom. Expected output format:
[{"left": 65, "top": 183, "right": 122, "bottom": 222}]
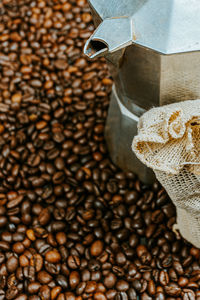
[{"left": 132, "top": 100, "right": 200, "bottom": 248}]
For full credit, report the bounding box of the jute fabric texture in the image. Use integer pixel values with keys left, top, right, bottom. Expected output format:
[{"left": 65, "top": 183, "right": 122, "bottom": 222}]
[{"left": 132, "top": 100, "right": 200, "bottom": 247}]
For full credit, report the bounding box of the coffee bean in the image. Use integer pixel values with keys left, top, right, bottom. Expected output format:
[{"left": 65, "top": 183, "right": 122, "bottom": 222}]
[
  {"left": 45, "top": 250, "right": 61, "bottom": 263},
  {"left": 6, "top": 256, "right": 18, "bottom": 273},
  {"left": 104, "top": 272, "right": 117, "bottom": 288},
  {"left": 155, "top": 293, "right": 165, "bottom": 300},
  {"left": 39, "top": 285, "right": 51, "bottom": 299},
  {"left": 51, "top": 286, "right": 62, "bottom": 300},
  {"left": 91, "top": 271, "right": 101, "bottom": 282},
  {"left": 0, "top": 217, "right": 7, "bottom": 228},
  {"left": 178, "top": 277, "right": 189, "bottom": 287},
  {"left": 106, "top": 289, "right": 117, "bottom": 299},
  {"left": 37, "top": 271, "right": 52, "bottom": 284},
  {"left": 132, "top": 279, "right": 142, "bottom": 292},
  {"left": 116, "top": 280, "right": 129, "bottom": 292},
  {"left": 116, "top": 252, "right": 126, "bottom": 266},
  {"left": 67, "top": 255, "right": 80, "bottom": 269},
  {"left": 159, "top": 270, "right": 169, "bottom": 286},
  {"left": 38, "top": 208, "right": 51, "bottom": 226},
  {"left": 5, "top": 287, "right": 19, "bottom": 299},
  {"left": 137, "top": 245, "right": 148, "bottom": 257},
  {"left": 129, "top": 234, "right": 139, "bottom": 248},
  {"left": 88, "top": 259, "right": 101, "bottom": 272},
  {"left": 27, "top": 282, "right": 41, "bottom": 294},
  {"left": 164, "top": 285, "right": 181, "bottom": 296},
  {"left": 115, "top": 292, "right": 128, "bottom": 300},
  {"left": 54, "top": 59, "right": 68, "bottom": 70},
  {"left": 69, "top": 271, "right": 80, "bottom": 289},
  {"left": 56, "top": 275, "right": 68, "bottom": 289},
  {"left": 30, "top": 254, "right": 43, "bottom": 272},
  {"left": 15, "top": 295, "right": 28, "bottom": 300},
  {"left": 82, "top": 269, "right": 91, "bottom": 281},
  {"left": 183, "top": 289, "right": 195, "bottom": 300},
  {"left": 148, "top": 280, "right": 156, "bottom": 296},
  {"left": 12, "top": 242, "right": 24, "bottom": 254},
  {"left": 56, "top": 232, "right": 67, "bottom": 245},
  {"left": 90, "top": 240, "right": 104, "bottom": 257},
  {"left": 85, "top": 281, "right": 97, "bottom": 293},
  {"left": 173, "top": 261, "right": 184, "bottom": 275},
  {"left": 94, "top": 292, "right": 107, "bottom": 300},
  {"left": 125, "top": 191, "right": 139, "bottom": 204},
  {"left": 116, "top": 229, "right": 129, "bottom": 241},
  {"left": 0, "top": 241, "right": 9, "bottom": 251}
]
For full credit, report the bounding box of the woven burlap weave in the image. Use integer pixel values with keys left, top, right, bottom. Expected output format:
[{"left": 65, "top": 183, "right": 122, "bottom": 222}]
[{"left": 132, "top": 100, "right": 200, "bottom": 248}]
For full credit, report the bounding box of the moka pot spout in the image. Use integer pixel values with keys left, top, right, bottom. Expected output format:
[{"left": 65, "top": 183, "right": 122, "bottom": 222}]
[{"left": 84, "top": 17, "right": 133, "bottom": 59}]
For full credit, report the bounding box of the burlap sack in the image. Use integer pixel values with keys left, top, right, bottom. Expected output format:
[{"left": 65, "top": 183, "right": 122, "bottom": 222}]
[{"left": 132, "top": 100, "right": 200, "bottom": 248}]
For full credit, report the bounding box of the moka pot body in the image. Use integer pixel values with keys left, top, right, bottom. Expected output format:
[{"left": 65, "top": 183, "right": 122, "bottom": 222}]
[{"left": 84, "top": 0, "right": 200, "bottom": 184}]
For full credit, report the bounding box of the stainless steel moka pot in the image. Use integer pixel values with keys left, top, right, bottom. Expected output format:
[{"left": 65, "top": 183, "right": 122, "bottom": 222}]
[{"left": 84, "top": 0, "right": 200, "bottom": 184}]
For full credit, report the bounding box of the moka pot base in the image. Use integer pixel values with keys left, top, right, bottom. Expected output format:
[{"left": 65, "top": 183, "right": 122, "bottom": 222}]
[{"left": 105, "top": 85, "right": 155, "bottom": 184}]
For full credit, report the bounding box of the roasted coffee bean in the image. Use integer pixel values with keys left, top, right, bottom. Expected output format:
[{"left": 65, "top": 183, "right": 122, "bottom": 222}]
[
  {"left": 106, "top": 290, "right": 117, "bottom": 299},
  {"left": 132, "top": 279, "right": 142, "bottom": 292},
  {"left": 27, "top": 282, "right": 41, "bottom": 294},
  {"left": 173, "top": 261, "right": 184, "bottom": 275},
  {"left": 112, "top": 266, "right": 125, "bottom": 277},
  {"left": 67, "top": 255, "right": 80, "bottom": 269},
  {"left": 15, "top": 295, "right": 28, "bottom": 300},
  {"left": 0, "top": 241, "right": 9, "bottom": 251},
  {"left": 56, "top": 275, "right": 68, "bottom": 290},
  {"left": 88, "top": 259, "right": 101, "bottom": 272},
  {"left": 90, "top": 240, "right": 104, "bottom": 257},
  {"left": 37, "top": 271, "right": 52, "bottom": 284},
  {"left": 164, "top": 285, "right": 181, "bottom": 296},
  {"left": 38, "top": 285, "right": 51, "bottom": 299},
  {"left": 115, "top": 292, "right": 128, "bottom": 300},
  {"left": 183, "top": 289, "right": 195, "bottom": 300},
  {"left": 178, "top": 277, "right": 189, "bottom": 287},
  {"left": 38, "top": 208, "right": 51, "bottom": 226},
  {"left": 129, "top": 234, "right": 139, "bottom": 248},
  {"left": 82, "top": 269, "right": 91, "bottom": 282},
  {"left": 148, "top": 280, "right": 156, "bottom": 295},
  {"left": 94, "top": 292, "right": 107, "bottom": 300},
  {"left": 159, "top": 270, "right": 169, "bottom": 286},
  {"left": 45, "top": 250, "right": 61, "bottom": 263},
  {"left": 69, "top": 271, "right": 80, "bottom": 289},
  {"left": 104, "top": 272, "right": 117, "bottom": 288},
  {"left": 125, "top": 191, "right": 138, "bottom": 204},
  {"left": 6, "top": 256, "right": 18, "bottom": 273},
  {"left": 116, "top": 252, "right": 126, "bottom": 266},
  {"left": 30, "top": 254, "right": 43, "bottom": 272},
  {"left": 116, "top": 280, "right": 129, "bottom": 292},
  {"left": 76, "top": 282, "right": 86, "bottom": 295},
  {"left": 141, "top": 293, "right": 152, "bottom": 300},
  {"left": 155, "top": 292, "right": 165, "bottom": 300}
]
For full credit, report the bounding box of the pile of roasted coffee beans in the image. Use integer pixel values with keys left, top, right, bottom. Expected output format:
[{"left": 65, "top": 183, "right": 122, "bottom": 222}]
[{"left": 0, "top": 0, "right": 200, "bottom": 299}]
